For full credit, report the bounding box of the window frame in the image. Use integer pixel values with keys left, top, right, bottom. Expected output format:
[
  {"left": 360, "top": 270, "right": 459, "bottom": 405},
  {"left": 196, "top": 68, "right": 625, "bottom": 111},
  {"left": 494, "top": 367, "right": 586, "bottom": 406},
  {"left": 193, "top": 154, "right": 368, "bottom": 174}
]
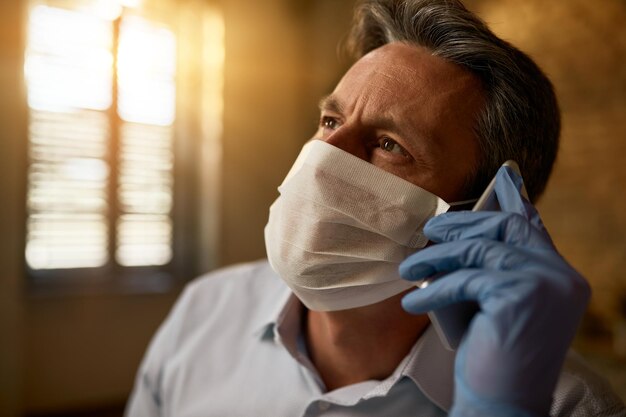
[{"left": 23, "top": 0, "right": 221, "bottom": 296}]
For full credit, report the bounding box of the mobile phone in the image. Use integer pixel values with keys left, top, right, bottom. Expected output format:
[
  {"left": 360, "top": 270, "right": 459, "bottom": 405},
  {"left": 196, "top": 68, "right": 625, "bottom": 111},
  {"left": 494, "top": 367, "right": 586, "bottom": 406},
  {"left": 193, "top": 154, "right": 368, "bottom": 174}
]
[{"left": 424, "top": 160, "right": 527, "bottom": 351}]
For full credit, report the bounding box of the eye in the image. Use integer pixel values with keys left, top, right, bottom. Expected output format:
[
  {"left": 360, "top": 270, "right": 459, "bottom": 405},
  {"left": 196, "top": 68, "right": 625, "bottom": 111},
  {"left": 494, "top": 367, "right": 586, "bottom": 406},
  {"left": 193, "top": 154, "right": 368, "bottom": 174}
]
[
  {"left": 379, "top": 137, "right": 408, "bottom": 156},
  {"left": 320, "top": 116, "right": 341, "bottom": 131}
]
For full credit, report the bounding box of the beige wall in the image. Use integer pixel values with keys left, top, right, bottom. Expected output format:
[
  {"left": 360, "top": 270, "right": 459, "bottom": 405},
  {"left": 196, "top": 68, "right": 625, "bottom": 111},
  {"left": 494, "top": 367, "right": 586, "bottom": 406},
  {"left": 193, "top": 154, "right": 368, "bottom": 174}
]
[
  {"left": 23, "top": 294, "right": 179, "bottom": 413},
  {"left": 0, "top": 1, "right": 27, "bottom": 414}
]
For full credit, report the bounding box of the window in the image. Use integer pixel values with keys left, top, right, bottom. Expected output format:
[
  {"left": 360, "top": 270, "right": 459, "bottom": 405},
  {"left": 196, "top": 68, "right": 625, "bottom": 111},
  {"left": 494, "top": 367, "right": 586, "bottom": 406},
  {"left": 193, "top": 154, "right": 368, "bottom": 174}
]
[{"left": 23, "top": 0, "right": 223, "bottom": 290}]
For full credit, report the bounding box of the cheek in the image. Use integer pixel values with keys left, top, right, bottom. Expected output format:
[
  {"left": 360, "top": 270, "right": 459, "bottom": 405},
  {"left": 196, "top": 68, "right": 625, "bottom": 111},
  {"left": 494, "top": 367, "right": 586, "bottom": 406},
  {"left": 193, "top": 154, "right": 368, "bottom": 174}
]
[
  {"left": 370, "top": 154, "right": 469, "bottom": 201},
  {"left": 312, "top": 126, "right": 324, "bottom": 140},
  {"left": 369, "top": 154, "right": 438, "bottom": 193}
]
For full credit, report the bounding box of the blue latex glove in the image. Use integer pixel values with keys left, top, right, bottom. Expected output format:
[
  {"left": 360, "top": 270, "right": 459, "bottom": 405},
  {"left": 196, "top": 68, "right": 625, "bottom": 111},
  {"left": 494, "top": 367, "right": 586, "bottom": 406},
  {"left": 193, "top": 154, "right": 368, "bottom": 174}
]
[{"left": 400, "top": 166, "right": 591, "bottom": 417}]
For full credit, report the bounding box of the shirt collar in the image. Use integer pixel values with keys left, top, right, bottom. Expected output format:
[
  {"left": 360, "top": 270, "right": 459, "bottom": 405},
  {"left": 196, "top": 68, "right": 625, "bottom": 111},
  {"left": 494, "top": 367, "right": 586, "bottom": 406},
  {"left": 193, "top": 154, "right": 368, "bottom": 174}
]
[
  {"left": 254, "top": 288, "right": 456, "bottom": 412},
  {"left": 402, "top": 324, "right": 455, "bottom": 411},
  {"left": 250, "top": 281, "right": 294, "bottom": 339}
]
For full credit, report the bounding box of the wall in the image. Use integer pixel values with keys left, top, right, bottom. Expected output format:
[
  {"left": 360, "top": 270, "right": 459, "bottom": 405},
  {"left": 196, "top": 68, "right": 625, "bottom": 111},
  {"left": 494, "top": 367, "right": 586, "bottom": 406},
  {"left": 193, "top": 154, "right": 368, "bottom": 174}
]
[{"left": 0, "top": 0, "right": 27, "bottom": 414}]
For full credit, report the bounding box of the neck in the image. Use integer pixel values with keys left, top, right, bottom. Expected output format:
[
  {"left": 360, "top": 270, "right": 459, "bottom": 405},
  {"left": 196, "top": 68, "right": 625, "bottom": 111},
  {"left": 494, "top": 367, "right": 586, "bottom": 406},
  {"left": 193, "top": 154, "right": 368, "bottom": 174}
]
[{"left": 305, "top": 291, "right": 429, "bottom": 391}]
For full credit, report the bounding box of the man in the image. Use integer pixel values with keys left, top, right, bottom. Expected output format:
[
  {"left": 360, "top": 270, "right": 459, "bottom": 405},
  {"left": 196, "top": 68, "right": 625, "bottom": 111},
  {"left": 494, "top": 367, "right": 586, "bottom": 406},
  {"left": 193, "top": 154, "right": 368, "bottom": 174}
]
[{"left": 126, "top": 0, "right": 626, "bottom": 416}]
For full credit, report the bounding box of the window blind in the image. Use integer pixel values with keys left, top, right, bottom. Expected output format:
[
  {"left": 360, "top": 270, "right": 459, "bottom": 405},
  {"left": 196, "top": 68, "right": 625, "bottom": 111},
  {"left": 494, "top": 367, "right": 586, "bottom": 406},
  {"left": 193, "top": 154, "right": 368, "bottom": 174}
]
[
  {"left": 116, "top": 15, "right": 176, "bottom": 267},
  {"left": 25, "top": 4, "right": 176, "bottom": 271}
]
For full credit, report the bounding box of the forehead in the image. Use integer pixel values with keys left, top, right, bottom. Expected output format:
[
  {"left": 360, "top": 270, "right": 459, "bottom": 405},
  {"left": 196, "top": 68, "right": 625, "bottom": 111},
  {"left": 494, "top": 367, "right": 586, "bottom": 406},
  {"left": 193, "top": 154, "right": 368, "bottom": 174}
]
[{"left": 333, "top": 42, "right": 483, "bottom": 125}]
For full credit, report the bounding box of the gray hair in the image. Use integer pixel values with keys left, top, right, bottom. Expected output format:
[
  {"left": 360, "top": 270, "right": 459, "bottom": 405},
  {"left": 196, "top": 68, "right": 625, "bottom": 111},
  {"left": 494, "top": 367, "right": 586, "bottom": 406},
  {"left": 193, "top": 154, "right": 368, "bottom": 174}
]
[{"left": 346, "top": 0, "right": 560, "bottom": 202}]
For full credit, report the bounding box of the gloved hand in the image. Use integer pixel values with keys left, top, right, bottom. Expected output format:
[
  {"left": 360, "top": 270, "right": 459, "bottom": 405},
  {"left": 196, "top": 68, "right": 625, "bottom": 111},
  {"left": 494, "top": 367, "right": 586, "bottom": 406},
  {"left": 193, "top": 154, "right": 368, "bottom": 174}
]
[{"left": 399, "top": 166, "right": 591, "bottom": 417}]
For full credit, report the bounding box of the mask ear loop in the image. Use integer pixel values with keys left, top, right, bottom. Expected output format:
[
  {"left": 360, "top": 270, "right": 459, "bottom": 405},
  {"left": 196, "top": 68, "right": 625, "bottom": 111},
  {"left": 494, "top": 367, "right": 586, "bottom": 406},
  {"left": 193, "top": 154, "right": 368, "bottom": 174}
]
[{"left": 446, "top": 198, "right": 478, "bottom": 212}]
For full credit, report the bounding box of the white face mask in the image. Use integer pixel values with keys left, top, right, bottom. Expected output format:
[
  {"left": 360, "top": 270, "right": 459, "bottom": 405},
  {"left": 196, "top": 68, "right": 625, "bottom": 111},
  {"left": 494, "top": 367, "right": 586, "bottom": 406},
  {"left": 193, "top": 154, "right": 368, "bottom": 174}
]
[{"left": 264, "top": 140, "right": 467, "bottom": 311}]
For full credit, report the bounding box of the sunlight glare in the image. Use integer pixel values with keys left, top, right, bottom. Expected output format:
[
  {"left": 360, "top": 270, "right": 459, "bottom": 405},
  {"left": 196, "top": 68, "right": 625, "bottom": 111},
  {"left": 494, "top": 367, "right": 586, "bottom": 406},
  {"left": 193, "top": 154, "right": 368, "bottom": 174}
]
[
  {"left": 25, "top": 6, "right": 113, "bottom": 112},
  {"left": 117, "top": 16, "right": 176, "bottom": 126}
]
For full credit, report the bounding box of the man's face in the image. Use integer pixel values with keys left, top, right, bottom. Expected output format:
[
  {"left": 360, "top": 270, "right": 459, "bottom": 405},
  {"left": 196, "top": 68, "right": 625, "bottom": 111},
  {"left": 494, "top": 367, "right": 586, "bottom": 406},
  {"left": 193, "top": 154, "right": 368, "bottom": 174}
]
[{"left": 316, "top": 42, "right": 484, "bottom": 202}]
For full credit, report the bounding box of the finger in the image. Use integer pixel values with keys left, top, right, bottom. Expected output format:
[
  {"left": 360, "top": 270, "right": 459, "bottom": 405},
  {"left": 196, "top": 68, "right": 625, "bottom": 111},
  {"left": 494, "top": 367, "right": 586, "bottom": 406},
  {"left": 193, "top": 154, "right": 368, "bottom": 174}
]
[
  {"left": 424, "top": 211, "right": 552, "bottom": 249},
  {"left": 495, "top": 166, "right": 545, "bottom": 231},
  {"left": 401, "top": 268, "right": 525, "bottom": 314},
  {"left": 496, "top": 166, "right": 527, "bottom": 214},
  {"left": 399, "top": 239, "right": 531, "bottom": 282}
]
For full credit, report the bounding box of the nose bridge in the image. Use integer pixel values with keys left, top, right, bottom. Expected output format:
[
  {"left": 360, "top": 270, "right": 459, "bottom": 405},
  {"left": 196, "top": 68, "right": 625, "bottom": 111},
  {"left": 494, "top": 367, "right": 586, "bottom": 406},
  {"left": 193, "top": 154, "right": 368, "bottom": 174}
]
[{"left": 323, "top": 122, "right": 370, "bottom": 161}]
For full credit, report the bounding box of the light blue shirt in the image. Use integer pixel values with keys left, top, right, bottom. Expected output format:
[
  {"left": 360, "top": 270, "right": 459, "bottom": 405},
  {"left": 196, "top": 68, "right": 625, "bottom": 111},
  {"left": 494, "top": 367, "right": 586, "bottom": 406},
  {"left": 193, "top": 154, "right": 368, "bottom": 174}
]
[{"left": 125, "top": 260, "right": 625, "bottom": 417}]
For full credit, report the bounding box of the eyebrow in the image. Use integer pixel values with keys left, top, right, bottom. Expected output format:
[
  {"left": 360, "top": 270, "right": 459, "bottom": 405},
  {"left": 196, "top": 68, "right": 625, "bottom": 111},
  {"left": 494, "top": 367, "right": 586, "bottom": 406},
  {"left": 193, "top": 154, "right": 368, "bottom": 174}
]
[
  {"left": 318, "top": 93, "right": 422, "bottom": 153},
  {"left": 318, "top": 94, "right": 344, "bottom": 114}
]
